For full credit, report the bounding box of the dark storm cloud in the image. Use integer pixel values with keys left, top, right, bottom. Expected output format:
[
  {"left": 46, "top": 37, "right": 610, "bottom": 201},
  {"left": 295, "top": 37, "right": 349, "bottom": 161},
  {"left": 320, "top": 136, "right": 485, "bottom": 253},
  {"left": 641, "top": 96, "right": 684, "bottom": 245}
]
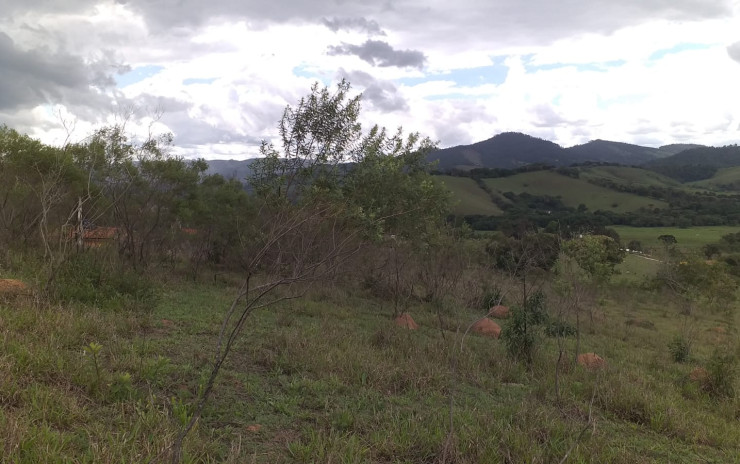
[
  {"left": 321, "top": 17, "right": 385, "bottom": 35},
  {"left": 328, "top": 40, "right": 426, "bottom": 69},
  {"left": 728, "top": 41, "right": 740, "bottom": 63},
  {"left": 0, "top": 32, "right": 95, "bottom": 109},
  {"left": 337, "top": 69, "right": 408, "bottom": 112}
]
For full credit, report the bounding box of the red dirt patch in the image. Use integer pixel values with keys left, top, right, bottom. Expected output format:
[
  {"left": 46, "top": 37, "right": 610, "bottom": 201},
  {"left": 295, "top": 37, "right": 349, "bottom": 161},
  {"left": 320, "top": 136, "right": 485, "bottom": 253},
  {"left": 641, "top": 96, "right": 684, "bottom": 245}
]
[
  {"left": 0, "top": 279, "right": 30, "bottom": 295},
  {"left": 471, "top": 318, "right": 501, "bottom": 339},
  {"left": 394, "top": 313, "right": 419, "bottom": 330},
  {"left": 577, "top": 353, "right": 606, "bottom": 370},
  {"left": 689, "top": 367, "right": 709, "bottom": 383},
  {"left": 487, "top": 305, "right": 510, "bottom": 319}
]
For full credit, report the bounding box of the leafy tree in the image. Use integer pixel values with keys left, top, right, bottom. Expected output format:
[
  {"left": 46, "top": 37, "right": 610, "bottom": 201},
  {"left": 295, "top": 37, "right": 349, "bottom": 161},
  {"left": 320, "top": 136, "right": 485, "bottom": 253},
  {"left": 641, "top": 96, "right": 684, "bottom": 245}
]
[
  {"left": 171, "top": 80, "right": 449, "bottom": 462},
  {"left": 658, "top": 234, "right": 677, "bottom": 245}
]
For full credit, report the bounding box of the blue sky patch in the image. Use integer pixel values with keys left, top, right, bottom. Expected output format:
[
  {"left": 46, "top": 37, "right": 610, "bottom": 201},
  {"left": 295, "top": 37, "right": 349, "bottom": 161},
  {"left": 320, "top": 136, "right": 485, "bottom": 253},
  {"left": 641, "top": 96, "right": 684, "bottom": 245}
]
[
  {"left": 114, "top": 65, "right": 164, "bottom": 88},
  {"left": 648, "top": 43, "right": 713, "bottom": 61},
  {"left": 397, "top": 60, "right": 509, "bottom": 87},
  {"left": 524, "top": 60, "right": 626, "bottom": 73},
  {"left": 183, "top": 77, "right": 217, "bottom": 85},
  {"left": 292, "top": 65, "right": 331, "bottom": 85}
]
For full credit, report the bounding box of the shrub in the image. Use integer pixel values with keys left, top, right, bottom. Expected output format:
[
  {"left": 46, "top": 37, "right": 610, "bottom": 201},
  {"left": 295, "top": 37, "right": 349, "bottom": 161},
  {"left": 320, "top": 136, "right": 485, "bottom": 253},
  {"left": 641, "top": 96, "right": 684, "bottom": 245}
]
[
  {"left": 480, "top": 287, "right": 503, "bottom": 310},
  {"left": 52, "top": 252, "right": 158, "bottom": 312},
  {"left": 544, "top": 319, "right": 577, "bottom": 338},
  {"left": 705, "top": 349, "right": 737, "bottom": 398},
  {"left": 668, "top": 336, "right": 691, "bottom": 363},
  {"left": 502, "top": 291, "right": 548, "bottom": 365}
]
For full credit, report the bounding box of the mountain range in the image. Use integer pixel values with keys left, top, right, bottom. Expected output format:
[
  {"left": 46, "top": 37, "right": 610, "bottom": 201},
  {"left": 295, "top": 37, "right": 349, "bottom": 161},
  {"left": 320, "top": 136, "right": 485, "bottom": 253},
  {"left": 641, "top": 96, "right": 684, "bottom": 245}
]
[
  {"left": 427, "top": 132, "right": 706, "bottom": 170},
  {"left": 205, "top": 132, "right": 739, "bottom": 182}
]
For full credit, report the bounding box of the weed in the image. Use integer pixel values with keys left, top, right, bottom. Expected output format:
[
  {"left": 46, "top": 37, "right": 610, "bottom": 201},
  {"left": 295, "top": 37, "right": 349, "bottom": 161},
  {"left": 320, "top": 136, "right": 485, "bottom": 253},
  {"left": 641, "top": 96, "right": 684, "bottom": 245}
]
[
  {"left": 705, "top": 349, "right": 737, "bottom": 399},
  {"left": 83, "top": 341, "right": 104, "bottom": 393},
  {"left": 668, "top": 335, "right": 691, "bottom": 363}
]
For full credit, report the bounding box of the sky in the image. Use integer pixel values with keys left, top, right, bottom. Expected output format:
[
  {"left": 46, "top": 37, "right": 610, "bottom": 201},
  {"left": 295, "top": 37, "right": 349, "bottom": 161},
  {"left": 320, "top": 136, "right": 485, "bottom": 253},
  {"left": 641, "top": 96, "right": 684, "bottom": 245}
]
[{"left": 1, "top": 0, "right": 740, "bottom": 159}]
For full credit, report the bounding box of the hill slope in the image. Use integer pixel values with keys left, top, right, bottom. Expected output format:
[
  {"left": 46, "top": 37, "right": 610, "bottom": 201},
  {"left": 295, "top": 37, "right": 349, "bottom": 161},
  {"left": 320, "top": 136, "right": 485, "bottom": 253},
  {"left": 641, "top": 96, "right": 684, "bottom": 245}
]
[
  {"left": 564, "top": 140, "right": 661, "bottom": 165},
  {"left": 483, "top": 170, "right": 667, "bottom": 213},
  {"left": 428, "top": 132, "right": 575, "bottom": 170},
  {"left": 436, "top": 176, "right": 503, "bottom": 216}
]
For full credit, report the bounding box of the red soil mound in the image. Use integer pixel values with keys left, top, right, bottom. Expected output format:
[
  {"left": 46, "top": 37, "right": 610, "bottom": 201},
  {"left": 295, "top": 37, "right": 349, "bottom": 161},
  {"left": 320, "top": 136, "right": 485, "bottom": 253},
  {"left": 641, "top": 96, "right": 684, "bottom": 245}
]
[
  {"left": 471, "top": 318, "right": 501, "bottom": 339},
  {"left": 577, "top": 353, "right": 606, "bottom": 370},
  {"left": 0, "top": 279, "right": 29, "bottom": 295},
  {"left": 487, "top": 305, "right": 510, "bottom": 319},
  {"left": 394, "top": 313, "right": 419, "bottom": 330},
  {"left": 689, "top": 367, "right": 709, "bottom": 383}
]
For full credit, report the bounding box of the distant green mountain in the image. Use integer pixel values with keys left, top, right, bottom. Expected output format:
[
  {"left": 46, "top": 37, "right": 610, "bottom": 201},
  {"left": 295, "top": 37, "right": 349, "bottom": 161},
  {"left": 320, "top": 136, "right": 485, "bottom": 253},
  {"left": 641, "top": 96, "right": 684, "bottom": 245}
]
[
  {"left": 427, "top": 132, "right": 702, "bottom": 171},
  {"left": 428, "top": 132, "right": 572, "bottom": 170},
  {"left": 565, "top": 139, "right": 662, "bottom": 165},
  {"left": 656, "top": 144, "right": 706, "bottom": 157},
  {"left": 645, "top": 145, "right": 740, "bottom": 182}
]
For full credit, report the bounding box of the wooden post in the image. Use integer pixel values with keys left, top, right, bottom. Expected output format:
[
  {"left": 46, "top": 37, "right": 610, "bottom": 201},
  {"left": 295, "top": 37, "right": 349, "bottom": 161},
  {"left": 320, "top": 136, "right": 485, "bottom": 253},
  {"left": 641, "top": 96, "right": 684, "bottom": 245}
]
[{"left": 77, "top": 196, "right": 83, "bottom": 251}]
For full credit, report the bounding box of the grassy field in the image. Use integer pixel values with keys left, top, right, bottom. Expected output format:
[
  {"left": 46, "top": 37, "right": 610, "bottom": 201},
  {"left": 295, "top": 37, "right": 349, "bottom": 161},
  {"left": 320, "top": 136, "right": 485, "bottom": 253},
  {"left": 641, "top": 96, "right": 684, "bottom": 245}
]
[
  {"left": 436, "top": 175, "right": 503, "bottom": 216},
  {"left": 612, "top": 226, "right": 740, "bottom": 251},
  {"left": 579, "top": 166, "right": 681, "bottom": 189},
  {"left": 2, "top": 268, "right": 739, "bottom": 462},
  {"left": 689, "top": 167, "right": 740, "bottom": 191},
  {"left": 483, "top": 171, "right": 668, "bottom": 213},
  {"left": 614, "top": 253, "right": 662, "bottom": 283}
]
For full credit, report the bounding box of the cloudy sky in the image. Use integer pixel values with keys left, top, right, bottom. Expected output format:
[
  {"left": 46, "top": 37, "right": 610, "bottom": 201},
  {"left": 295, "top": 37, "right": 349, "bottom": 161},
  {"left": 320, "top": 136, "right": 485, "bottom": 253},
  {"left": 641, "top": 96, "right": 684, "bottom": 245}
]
[{"left": 2, "top": 0, "right": 740, "bottom": 159}]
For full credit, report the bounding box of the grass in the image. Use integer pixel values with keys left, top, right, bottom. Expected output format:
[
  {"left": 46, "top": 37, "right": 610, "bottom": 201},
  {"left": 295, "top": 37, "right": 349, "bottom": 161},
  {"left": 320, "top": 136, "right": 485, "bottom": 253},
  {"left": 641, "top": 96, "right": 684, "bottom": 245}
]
[
  {"left": 435, "top": 175, "right": 503, "bottom": 216},
  {"left": 689, "top": 166, "right": 740, "bottom": 191},
  {"left": 579, "top": 166, "right": 681, "bottom": 189},
  {"left": 1, "top": 270, "right": 739, "bottom": 462},
  {"left": 483, "top": 171, "right": 668, "bottom": 213},
  {"left": 612, "top": 226, "right": 740, "bottom": 251},
  {"left": 614, "top": 253, "right": 662, "bottom": 283}
]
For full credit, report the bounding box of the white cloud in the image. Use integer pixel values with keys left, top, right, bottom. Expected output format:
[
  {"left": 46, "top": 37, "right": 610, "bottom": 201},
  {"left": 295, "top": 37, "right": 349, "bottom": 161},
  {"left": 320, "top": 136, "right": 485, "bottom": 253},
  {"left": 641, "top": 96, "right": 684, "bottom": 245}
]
[{"left": 0, "top": 0, "right": 739, "bottom": 158}]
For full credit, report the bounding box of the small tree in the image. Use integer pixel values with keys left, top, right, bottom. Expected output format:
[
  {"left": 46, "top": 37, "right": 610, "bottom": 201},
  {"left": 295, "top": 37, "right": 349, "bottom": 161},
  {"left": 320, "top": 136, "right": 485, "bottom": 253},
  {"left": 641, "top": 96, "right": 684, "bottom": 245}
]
[
  {"left": 557, "top": 234, "right": 624, "bottom": 366},
  {"left": 170, "top": 81, "right": 449, "bottom": 462}
]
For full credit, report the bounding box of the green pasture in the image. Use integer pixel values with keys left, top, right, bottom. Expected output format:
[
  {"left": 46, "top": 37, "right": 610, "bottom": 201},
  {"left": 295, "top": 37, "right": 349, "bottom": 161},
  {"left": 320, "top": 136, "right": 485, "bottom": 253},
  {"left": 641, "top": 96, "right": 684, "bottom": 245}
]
[
  {"left": 579, "top": 165, "right": 681, "bottom": 189},
  {"left": 436, "top": 175, "right": 503, "bottom": 216},
  {"left": 612, "top": 225, "right": 740, "bottom": 250},
  {"left": 483, "top": 171, "right": 668, "bottom": 213}
]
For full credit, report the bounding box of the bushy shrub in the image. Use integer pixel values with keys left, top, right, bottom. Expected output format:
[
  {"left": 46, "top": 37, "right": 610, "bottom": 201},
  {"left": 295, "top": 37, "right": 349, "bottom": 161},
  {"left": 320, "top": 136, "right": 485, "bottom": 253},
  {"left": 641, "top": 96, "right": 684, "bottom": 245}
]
[
  {"left": 705, "top": 348, "right": 737, "bottom": 399},
  {"left": 480, "top": 288, "right": 503, "bottom": 310},
  {"left": 544, "top": 319, "right": 577, "bottom": 338},
  {"left": 668, "top": 335, "right": 691, "bottom": 363},
  {"left": 52, "top": 252, "right": 158, "bottom": 312},
  {"left": 502, "top": 291, "right": 548, "bottom": 365}
]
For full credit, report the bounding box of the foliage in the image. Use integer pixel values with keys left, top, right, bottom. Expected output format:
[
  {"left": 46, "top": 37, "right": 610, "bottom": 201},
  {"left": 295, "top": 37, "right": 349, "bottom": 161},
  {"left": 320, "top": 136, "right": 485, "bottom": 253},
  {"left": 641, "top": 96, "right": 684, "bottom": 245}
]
[
  {"left": 53, "top": 252, "right": 158, "bottom": 312},
  {"left": 502, "top": 291, "right": 548, "bottom": 365},
  {"left": 486, "top": 232, "right": 560, "bottom": 276},
  {"left": 705, "top": 348, "right": 738, "bottom": 399},
  {"left": 668, "top": 336, "right": 691, "bottom": 363},
  {"left": 655, "top": 258, "right": 737, "bottom": 312},
  {"left": 560, "top": 234, "right": 624, "bottom": 285},
  {"left": 250, "top": 80, "right": 362, "bottom": 200}
]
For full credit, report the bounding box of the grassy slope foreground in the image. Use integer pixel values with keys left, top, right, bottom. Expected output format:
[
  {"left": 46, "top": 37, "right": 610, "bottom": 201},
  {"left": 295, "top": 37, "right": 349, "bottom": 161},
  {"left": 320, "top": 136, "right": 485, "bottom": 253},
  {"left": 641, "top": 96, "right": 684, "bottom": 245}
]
[{"left": 1, "top": 273, "right": 739, "bottom": 463}]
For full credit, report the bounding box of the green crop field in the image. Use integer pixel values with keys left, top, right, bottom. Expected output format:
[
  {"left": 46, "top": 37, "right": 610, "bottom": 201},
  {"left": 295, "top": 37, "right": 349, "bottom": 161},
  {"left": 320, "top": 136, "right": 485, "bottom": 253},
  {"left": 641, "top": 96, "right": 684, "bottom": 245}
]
[
  {"left": 579, "top": 166, "right": 681, "bottom": 189},
  {"left": 436, "top": 175, "right": 503, "bottom": 216},
  {"left": 612, "top": 225, "right": 740, "bottom": 250},
  {"left": 483, "top": 171, "right": 668, "bottom": 213}
]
